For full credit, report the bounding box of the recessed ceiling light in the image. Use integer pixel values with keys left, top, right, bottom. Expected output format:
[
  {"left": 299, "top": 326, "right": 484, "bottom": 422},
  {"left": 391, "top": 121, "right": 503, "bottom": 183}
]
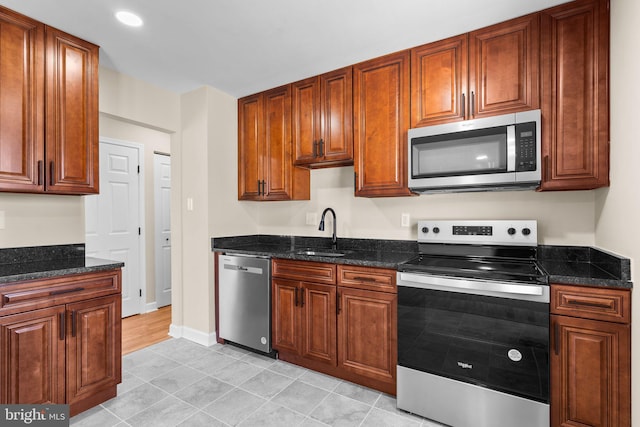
[{"left": 115, "top": 10, "right": 143, "bottom": 27}]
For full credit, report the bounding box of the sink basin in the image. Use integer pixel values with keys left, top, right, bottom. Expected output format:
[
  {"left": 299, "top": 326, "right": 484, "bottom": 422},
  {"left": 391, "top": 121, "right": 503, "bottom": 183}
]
[{"left": 295, "top": 249, "right": 347, "bottom": 257}]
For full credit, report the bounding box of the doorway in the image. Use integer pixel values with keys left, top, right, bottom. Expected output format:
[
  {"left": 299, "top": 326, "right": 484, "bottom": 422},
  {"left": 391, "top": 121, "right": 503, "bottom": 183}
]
[
  {"left": 154, "top": 153, "right": 171, "bottom": 308},
  {"left": 85, "top": 139, "right": 145, "bottom": 318}
]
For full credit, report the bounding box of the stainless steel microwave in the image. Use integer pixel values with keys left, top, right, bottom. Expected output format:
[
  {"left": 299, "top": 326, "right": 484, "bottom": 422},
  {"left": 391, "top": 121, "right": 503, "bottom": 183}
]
[{"left": 408, "top": 109, "right": 541, "bottom": 193}]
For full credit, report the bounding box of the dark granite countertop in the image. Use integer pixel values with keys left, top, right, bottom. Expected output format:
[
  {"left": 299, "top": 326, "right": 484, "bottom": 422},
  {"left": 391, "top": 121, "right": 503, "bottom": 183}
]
[
  {"left": 0, "top": 244, "right": 124, "bottom": 285},
  {"left": 211, "top": 235, "right": 418, "bottom": 269},
  {"left": 212, "top": 235, "right": 632, "bottom": 289},
  {"left": 538, "top": 245, "right": 632, "bottom": 289}
]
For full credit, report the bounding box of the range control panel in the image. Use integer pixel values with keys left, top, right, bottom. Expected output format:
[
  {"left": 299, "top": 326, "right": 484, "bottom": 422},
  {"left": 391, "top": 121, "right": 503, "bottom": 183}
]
[{"left": 417, "top": 220, "right": 538, "bottom": 246}]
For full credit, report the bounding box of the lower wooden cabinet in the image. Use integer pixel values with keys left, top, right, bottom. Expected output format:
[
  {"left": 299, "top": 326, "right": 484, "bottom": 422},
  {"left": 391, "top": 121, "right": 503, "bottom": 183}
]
[
  {"left": 272, "top": 259, "right": 397, "bottom": 394},
  {"left": 272, "top": 278, "right": 337, "bottom": 366},
  {"left": 0, "top": 306, "right": 66, "bottom": 405},
  {"left": 0, "top": 270, "right": 122, "bottom": 416},
  {"left": 337, "top": 286, "right": 396, "bottom": 388},
  {"left": 550, "top": 284, "right": 631, "bottom": 427}
]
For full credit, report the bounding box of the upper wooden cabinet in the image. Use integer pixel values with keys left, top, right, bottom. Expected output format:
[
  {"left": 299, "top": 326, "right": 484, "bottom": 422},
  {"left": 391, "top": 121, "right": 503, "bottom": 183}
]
[
  {"left": 292, "top": 67, "right": 353, "bottom": 168},
  {"left": 353, "top": 51, "right": 413, "bottom": 197},
  {"left": 45, "top": 28, "right": 99, "bottom": 194},
  {"left": 0, "top": 8, "right": 45, "bottom": 192},
  {"left": 411, "top": 14, "right": 540, "bottom": 127},
  {"left": 539, "top": 0, "right": 609, "bottom": 190},
  {"left": 0, "top": 6, "right": 99, "bottom": 195},
  {"left": 238, "top": 85, "right": 310, "bottom": 201}
]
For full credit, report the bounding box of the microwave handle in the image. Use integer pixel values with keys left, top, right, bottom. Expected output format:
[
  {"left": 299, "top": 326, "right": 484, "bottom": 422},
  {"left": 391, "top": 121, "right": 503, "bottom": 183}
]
[{"left": 507, "top": 124, "right": 516, "bottom": 172}]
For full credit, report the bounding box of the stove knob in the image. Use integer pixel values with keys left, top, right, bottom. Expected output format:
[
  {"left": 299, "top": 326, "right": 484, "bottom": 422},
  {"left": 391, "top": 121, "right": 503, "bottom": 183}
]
[
  {"left": 433, "top": 227, "right": 440, "bottom": 234},
  {"left": 522, "top": 228, "right": 531, "bottom": 236},
  {"left": 507, "top": 227, "right": 516, "bottom": 235},
  {"left": 421, "top": 227, "right": 429, "bottom": 234}
]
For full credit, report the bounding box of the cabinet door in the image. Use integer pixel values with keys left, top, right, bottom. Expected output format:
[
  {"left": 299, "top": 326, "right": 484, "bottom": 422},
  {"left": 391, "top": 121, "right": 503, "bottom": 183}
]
[
  {"left": 45, "top": 27, "right": 99, "bottom": 194},
  {"left": 292, "top": 76, "right": 321, "bottom": 165},
  {"left": 0, "top": 8, "right": 45, "bottom": 192},
  {"left": 272, "top": 278, "right": 300, "bottom": 354},
  {"left": 0, "top": 306, "right": 65, "bottom": 405},
  {"left": 411, "top": 35, "right": 468, "bottom": 127},
  {"left": 469, "top": 14, "right": 540, "bottom": 119},
  {"left": 66, "top": 295, "right": 121, "bottom": 412},
  {"left": 551, "top": 314, "right": 630, "bottom": 427},
  {"left": 238, "top": 94, "right": 263, "bottom": 200},
  {"left": 263, "top": 85, "right": 310, "bottom": 201},
  {"left": 263, "top": 85, "right": 293, "bottom": 201},
  {"left": 540, "top": 0, "right": 609, "bottom": 190},
  {"left": 320, "top": 67, "right": 353, "bottom": 165},
  {"left": 354, "top": 51, "right": 412, "bottom": 197},
  {"left": 337, "top": 287, "right": 396, "bottom": 386},
  {"left": 300, "top": 282, "right": 336, "bottom": 366}
]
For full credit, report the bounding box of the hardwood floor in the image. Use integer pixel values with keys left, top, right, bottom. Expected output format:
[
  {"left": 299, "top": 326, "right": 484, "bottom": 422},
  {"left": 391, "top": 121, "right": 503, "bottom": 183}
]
[{"left": 122, "top": 305, "right": 172, "bottom": 355}]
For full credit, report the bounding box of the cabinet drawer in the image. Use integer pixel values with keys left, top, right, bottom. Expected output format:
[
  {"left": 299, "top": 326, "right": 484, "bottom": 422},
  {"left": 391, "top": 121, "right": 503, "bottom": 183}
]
[
  {"left": 0, "top": 270, "right": 121, "bottom": 316},
  {"left": 551, "top": 284, "right": 631, "bottom": 324},
  {"left": 272, "top": 259, "right": 336, "bottom": 284},
  {"left": 337, "top": 265, "right": 396, "bottom": 293}
]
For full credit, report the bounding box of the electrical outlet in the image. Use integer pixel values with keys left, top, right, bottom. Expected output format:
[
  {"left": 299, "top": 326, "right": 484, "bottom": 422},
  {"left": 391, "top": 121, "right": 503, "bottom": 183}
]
[
  {"left": 401, "top": 213, "right": 410, "bottom": 228},
  {"left": 306, "top": 212, "right": 318, "bottom": 225}
]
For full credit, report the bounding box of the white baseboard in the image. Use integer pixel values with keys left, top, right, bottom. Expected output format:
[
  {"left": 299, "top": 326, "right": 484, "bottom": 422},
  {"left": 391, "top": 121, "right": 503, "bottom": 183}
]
[
  {"left": 168, "top": 324, "right": 217, "bottom": 347},
  {"left": 145, "top": 302, "right": 158, "bottom": 313}
]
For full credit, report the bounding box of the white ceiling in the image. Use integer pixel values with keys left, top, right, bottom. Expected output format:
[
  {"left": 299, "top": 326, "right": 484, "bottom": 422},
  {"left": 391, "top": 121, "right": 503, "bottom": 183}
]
[{"left": 1, "top": 0, "right": 570, "bottom": 97}]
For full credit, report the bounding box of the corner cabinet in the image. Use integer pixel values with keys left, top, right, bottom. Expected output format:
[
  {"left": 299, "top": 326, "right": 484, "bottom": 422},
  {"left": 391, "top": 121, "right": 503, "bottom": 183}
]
[
  {"left": 540, "top": 0, "right": 609, "bottom": 190},
  {"left": 238, "top": 86, "right": 310, "bottom": 201},
  {"left": 411, "top": 13, "right": 540, "bottom": 127},
  {"left": 353, "top": 51, "right": 413, "bottom": 197},
  {"left": 292, "top": 67, "right": 353, "bottom": 168},
  {"left": 0, "top": 5, "right": 99, "bottom": 195},
  {"left": 550, "top": 283, "right": 631, "bottom": 427},
  {"left": 0, "top": 269, "right": 122, "bottom": 416}
]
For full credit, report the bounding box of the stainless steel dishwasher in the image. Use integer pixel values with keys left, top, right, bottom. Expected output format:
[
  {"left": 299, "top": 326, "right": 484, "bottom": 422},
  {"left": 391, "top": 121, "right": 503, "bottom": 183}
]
[{"left": 218, "top": 253, "right": 272, "bottom": 354}]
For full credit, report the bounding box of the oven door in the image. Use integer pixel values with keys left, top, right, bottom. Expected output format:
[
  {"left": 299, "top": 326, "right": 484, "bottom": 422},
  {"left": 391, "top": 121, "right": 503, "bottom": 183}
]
[{"left": 397, "top": 272, "right": 549, "bottom": 427}]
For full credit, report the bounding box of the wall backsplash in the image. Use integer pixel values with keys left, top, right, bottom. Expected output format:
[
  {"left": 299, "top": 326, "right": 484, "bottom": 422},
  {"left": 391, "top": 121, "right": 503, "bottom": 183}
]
[{"left": 255, "top": 166, "right": 597, "bottom": 246}]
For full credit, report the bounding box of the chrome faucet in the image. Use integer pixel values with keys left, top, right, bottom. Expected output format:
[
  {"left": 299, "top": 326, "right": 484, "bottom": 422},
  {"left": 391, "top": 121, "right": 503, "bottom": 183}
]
[{"left": 319, "top": 208, "right": 337, "bottom": 250}]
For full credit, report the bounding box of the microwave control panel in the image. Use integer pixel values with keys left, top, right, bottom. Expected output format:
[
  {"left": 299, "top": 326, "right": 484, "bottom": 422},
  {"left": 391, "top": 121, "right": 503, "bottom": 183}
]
[{"left": 515, "top": 121, "right": 537, "bottom": 171}]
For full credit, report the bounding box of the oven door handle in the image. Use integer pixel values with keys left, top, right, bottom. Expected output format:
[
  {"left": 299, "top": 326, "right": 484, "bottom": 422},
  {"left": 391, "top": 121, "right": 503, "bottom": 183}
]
[{"left": 398, "top": 272, "right": 549, "bottom": 302}]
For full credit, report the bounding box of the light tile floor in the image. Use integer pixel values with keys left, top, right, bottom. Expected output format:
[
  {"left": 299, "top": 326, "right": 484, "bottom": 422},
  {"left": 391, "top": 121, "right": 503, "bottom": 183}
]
[{"left": 70, "top": 338, "right": 445, "bottom": 427}]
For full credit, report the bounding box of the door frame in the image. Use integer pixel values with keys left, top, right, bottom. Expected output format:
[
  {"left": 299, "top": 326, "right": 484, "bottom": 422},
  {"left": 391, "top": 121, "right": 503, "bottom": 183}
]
[{"left": 97, "top": 136, "right": 146, "bottom": 317}]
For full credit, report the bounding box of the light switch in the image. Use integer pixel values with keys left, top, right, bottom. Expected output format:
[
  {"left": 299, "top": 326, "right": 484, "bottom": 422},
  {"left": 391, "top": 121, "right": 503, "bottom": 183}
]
[
  {"left": 186, "top": 197, "right": 194, "bottom": 211},
  {"left": 401, "top": 213, "right": 410, "bottom": 228}
]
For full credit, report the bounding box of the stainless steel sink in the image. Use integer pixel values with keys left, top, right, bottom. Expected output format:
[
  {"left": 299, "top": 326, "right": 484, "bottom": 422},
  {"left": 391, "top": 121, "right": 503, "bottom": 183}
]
[{"left": 295, "top": 249, "right": 347, "bottom": 257}]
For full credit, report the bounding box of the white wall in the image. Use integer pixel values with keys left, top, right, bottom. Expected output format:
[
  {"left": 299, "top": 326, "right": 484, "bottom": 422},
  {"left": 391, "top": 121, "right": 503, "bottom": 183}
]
[{"left": 595, "top": 0, "right": 640, "bottom": 419}]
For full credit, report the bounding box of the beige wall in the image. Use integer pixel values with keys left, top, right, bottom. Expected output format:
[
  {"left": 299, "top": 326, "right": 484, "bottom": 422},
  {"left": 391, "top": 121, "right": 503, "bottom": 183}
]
[
  {"left": 256, "top": 167, "right": 597, "bottom": 245},
  {"left": 595, "top": 0, "right": 640, "bottom": 419},
  {"left": 0, "top": 193, "right": 84, "bottom": 248}
]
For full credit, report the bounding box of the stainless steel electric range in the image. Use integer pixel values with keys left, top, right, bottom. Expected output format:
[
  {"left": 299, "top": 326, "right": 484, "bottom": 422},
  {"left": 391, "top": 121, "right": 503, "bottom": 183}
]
[{"left": 396, "top": 220, "right": 549, "bottom": 427}]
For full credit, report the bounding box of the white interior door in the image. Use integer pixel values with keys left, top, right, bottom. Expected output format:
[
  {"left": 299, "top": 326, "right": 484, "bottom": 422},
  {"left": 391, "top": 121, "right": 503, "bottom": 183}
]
[
  {"left": 154, "top": 153, "right": 172, "bottom": 308},
  {"left": 85, "top": 140, "right": 143, "bottom": 318}
]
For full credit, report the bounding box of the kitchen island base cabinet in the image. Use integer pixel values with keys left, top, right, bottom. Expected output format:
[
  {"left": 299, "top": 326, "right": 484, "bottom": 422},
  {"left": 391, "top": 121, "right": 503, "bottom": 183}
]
[
  {"left": 272, "top": 259, "right": 397, "bottom": 395},
  {"left": 0, "top": 270, "right": 122, "bottom": 416},
  {"left": 550, "top": 284, "right": 630, "bottom": 427}
]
